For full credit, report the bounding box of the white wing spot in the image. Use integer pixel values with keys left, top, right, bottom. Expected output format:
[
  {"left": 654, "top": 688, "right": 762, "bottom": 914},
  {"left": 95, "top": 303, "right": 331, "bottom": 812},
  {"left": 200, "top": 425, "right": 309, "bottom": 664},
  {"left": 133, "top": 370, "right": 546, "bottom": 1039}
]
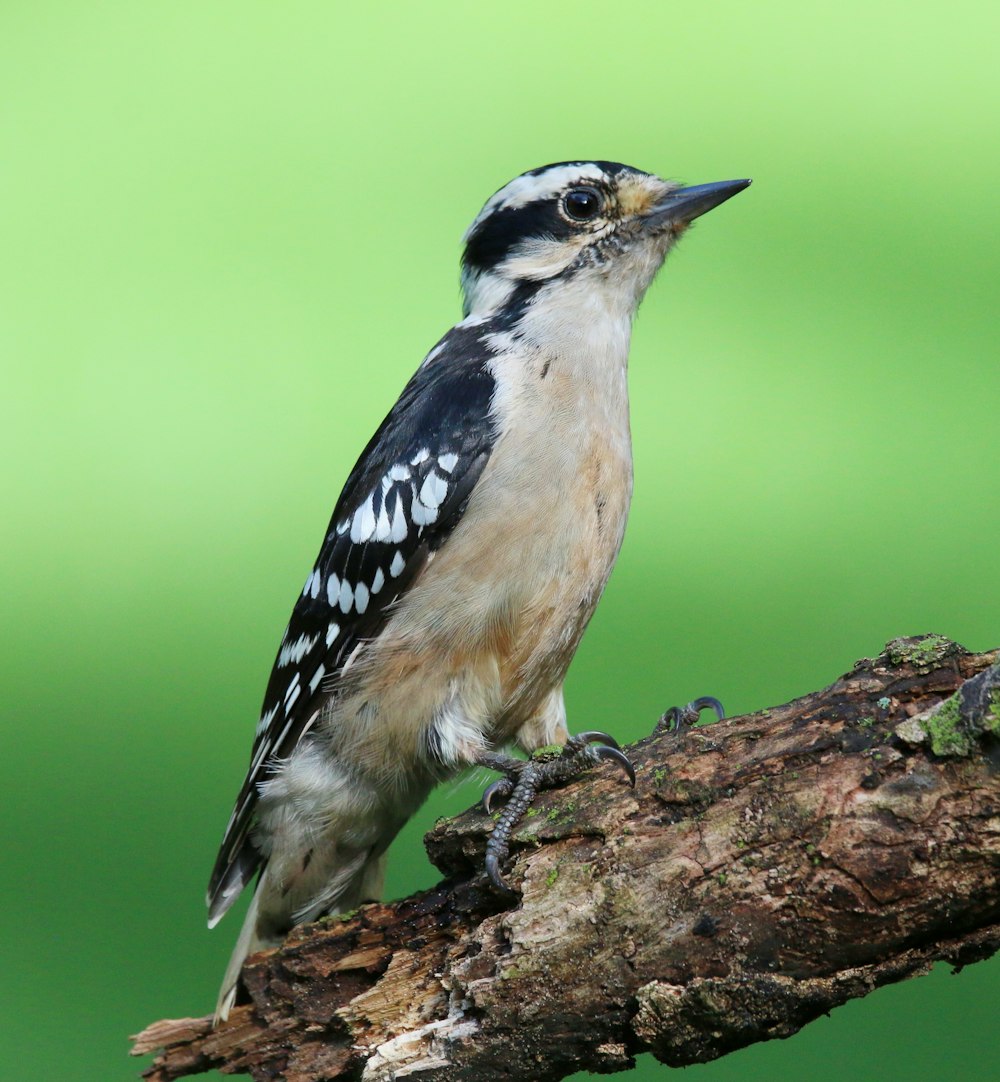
[
  {"left": 326, "top": 621, "right": 340, "bottom": 646},
  {"left": 326, "top": 573, "right": 341, "bottom": 606},
  {"left": 339, "top": 578, "right": 353, "bottom": 614},
  {"left": 410, "top": 447, "right": 430, "bottom": 466},
  {"left": 308, "top": 664, "right": 326, "bottom": 694},
  {"left": 438, "top": 452, "right": 458, "bottom": 473},
  {"left": 411, "top": 495, "right": 429, "bottom": 526},
  {"left": 371, "top": 567, "right": 385, "bottom": 594},
  {"left": 335, "top": 518, "right": 349, "bottom": 536},
  {"left": 419, "top": 470, "right": 448, "bottom": 509},
  {"left": 390, "top": 492, "right": 408, "bottom": 541},
  {"left": 302, "top": 569, "right": 321, "bottom": 597},
  {"left": 354, "top": 582, "right": 370, "bottom": 614},
  {"left": 279, "top": 632, "right": 319, "bottom": 667},
  {"left": 411, "top": 500, "right": 439, "bottom": 526},
  {"left": 390, "top": 550, "right": 405, "bottom": 577},
  {"left": 255, "top": 703, "right": 277, "bottom": 737},
  {"left": 388, "top": 463, "right": 410, "bottom": 482},
  {"left": 351, "top": 495, "right": 377, "bottom": 543},
  {"left": 284, "top": 671, "right": 301, "bottom": 705},
  {"left": 374, "top": 499, "right": 392, "bottom": 541}
]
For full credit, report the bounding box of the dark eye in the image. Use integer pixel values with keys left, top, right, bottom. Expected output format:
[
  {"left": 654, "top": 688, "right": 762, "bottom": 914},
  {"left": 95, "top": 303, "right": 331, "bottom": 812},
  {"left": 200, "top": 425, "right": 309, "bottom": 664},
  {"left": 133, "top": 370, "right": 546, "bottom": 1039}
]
[{"left": 562, "top": 186, "right": 603, "bottom": 221}]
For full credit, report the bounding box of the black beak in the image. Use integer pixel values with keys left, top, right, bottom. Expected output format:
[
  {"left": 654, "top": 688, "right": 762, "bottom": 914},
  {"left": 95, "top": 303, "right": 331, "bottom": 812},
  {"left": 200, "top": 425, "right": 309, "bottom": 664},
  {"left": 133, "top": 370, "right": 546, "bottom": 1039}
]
[{"left": 645, "top": 178, "right": 751, "bottom": 228}]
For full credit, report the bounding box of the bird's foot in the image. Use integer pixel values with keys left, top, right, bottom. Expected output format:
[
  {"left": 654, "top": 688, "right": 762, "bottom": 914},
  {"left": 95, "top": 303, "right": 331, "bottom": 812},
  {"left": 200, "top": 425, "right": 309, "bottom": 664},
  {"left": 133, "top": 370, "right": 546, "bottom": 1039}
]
[
  {"left": 657, "top": 696, "right": 725, "bottom": 737},
  {"left": 477, "top": 732, "right": 635, "bottom": 894}
]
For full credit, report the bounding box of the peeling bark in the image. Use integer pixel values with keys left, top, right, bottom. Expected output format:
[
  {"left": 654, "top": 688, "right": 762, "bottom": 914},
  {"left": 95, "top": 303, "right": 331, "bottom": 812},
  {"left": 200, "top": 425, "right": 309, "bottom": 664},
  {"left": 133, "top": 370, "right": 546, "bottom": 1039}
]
[{"left": 133, "top": 635, "right": 1000, "bottom": 1081}]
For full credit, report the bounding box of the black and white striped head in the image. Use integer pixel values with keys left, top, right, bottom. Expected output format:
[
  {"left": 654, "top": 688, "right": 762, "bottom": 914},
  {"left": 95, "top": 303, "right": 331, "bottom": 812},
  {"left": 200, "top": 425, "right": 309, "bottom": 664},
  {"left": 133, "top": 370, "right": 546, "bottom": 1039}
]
[{"left": 461, "top": 161, "right": 749, "bottom": 318}]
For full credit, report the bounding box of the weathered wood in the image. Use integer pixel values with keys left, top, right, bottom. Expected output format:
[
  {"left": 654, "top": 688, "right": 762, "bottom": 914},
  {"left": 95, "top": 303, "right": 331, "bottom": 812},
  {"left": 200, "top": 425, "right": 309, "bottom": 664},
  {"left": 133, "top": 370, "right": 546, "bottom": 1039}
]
[{"left": 133, "top": 635, "right": 1000, "bottom": 1081}]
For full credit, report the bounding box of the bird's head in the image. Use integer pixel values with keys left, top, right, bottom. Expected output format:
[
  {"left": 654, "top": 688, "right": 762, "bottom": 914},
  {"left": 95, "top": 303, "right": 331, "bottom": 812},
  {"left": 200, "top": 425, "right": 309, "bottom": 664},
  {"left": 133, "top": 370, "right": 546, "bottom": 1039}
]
[{"left": 461, "top": 161, "right": 749, "bottom": 319}]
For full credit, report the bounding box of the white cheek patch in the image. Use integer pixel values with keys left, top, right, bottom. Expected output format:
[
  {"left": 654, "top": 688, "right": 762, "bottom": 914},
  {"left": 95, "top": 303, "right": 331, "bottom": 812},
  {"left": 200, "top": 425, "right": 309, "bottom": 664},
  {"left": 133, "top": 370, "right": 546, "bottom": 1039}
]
[{"left": 503, "top": 234, "right": 588, "bottom": 282}]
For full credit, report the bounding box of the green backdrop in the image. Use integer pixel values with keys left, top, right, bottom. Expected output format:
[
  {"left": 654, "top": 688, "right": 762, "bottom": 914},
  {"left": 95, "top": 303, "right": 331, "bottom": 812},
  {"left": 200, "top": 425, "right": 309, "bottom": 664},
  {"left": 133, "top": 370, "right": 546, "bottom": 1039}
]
[{"left": 3, "top": 2, "right": 998, "bottom": 1080}]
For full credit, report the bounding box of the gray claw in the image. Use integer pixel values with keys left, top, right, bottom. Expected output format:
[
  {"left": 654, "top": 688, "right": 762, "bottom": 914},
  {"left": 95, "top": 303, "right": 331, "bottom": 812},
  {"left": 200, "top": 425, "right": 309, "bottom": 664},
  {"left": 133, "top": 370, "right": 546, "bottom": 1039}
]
[
  {"left": 659, "top": 695, "right": 726, "bottom": 734},
  {"left": 689, "top": 696, "right": 725, "bottom": 722},
  {"left": 482, "top": 777, "right": 514, "bottom": 814},
  {"left": 477, "top": 729, "right": 633, "bottom": 897},
  {"left": 574, "top": 730, "right": 623, "bottom": 751},
  {"left": 485, "top": 850, "right": 515, "bottom": 894},
  {"left": 593, "top": 744, "right": 636, "bottom": 787}
]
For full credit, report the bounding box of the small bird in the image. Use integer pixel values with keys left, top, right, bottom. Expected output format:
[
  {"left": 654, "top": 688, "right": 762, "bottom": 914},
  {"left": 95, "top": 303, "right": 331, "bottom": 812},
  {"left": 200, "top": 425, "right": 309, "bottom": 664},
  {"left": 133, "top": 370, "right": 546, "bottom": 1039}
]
[{"left": 206, "top": 160, "right": 749, "bottom": 1021}]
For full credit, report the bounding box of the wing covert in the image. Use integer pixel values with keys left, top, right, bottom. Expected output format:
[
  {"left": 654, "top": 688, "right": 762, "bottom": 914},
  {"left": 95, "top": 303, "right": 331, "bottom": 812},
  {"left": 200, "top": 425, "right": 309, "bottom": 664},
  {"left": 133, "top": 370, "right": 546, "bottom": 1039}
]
[{"left": 207, "top": 323, "right": 500, "bottom": 922}]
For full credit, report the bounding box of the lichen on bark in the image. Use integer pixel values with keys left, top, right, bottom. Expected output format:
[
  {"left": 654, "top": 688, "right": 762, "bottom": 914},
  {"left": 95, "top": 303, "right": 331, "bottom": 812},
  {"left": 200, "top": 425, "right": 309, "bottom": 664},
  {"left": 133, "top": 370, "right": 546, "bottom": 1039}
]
[{"left": 133, "top": 635, "right": 1000, "bottom": 1082}]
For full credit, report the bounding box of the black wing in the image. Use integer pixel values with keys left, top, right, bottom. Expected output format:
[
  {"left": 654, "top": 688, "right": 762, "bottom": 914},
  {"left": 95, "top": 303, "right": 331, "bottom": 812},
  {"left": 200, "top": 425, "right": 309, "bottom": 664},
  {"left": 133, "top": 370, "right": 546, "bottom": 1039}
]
[{"left": 207, "top": 321, "right": 500, "bottom": 923}]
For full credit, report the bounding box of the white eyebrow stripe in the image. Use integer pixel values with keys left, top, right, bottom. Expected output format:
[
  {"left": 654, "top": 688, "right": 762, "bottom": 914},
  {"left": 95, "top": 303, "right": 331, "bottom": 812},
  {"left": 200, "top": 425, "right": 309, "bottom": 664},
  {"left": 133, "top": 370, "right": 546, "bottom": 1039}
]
[{"left": 465, "top": 164, "right": 608, "bottom": 237}]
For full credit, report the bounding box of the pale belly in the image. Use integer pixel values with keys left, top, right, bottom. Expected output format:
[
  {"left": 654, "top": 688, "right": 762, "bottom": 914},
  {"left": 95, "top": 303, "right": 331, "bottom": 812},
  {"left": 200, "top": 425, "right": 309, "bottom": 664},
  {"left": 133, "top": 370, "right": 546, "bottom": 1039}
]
[{"left": 320, "top": 403, "right": 634, "bottom": 782}]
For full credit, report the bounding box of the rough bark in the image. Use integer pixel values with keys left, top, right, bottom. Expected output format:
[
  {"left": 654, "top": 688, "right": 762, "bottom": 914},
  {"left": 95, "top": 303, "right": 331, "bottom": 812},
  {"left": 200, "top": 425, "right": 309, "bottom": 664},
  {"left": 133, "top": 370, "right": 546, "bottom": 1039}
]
[{"left": 133, "top": 635, "right": 1000, "bottom": 1082}]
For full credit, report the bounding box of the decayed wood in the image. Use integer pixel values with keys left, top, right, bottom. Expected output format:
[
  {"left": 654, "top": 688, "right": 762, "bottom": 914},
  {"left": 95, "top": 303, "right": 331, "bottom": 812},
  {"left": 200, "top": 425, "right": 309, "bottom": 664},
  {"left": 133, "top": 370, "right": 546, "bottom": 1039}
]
[{"left": 133, "top": 635, "right": 1000, "bottom": 1081}]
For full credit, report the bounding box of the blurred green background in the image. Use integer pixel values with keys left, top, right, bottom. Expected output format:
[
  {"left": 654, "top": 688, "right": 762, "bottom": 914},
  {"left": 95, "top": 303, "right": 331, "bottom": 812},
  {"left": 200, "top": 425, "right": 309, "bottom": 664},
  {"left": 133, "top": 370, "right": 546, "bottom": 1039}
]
[{"left": 3, "top": 2, "right": 998, "bottom": 1080}]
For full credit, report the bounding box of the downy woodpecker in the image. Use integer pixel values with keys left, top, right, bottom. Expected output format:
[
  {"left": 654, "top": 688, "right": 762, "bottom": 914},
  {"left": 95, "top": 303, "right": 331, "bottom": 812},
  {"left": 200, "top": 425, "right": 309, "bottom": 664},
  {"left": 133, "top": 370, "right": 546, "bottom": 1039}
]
[{"left": 207, "top": 161, "right": 749, "bottom": 1020}]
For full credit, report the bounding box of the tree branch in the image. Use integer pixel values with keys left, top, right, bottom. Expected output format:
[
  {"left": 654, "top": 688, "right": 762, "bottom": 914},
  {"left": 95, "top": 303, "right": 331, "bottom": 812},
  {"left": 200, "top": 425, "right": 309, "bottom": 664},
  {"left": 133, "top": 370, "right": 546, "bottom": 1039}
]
[{"left": 133, "top": 635, "right": 1000, "bottom": 1082}]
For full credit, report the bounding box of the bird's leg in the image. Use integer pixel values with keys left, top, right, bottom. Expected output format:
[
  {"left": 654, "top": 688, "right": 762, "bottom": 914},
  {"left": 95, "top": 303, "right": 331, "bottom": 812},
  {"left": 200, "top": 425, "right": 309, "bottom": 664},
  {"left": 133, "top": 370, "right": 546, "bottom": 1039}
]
[
  {"left": 656, "top": 696, "right": 726, "bottom": 738},
  {"left": 476, "top": 733, "right": 635, "bottom": 893}
]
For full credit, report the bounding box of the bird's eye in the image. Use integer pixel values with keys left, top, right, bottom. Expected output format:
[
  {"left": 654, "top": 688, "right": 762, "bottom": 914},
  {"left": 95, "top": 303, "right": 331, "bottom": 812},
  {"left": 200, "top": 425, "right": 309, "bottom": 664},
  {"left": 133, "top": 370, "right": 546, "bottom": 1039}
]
[{"left": 562, "top": 187, "right": 603, "bottom": 222}]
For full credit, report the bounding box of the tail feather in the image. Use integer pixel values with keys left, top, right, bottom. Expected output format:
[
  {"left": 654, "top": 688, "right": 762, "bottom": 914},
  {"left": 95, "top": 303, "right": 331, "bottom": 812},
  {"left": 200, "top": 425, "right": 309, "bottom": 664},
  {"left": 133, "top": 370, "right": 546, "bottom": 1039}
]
[
  {"left": 207, "top": 839, "right": 260, "bottom": 929},
  {"left": 212, "top": 850, "right": 390, "bottom": 1025},
  {"left": 213, "top": 886, "right": 276, "bottom": 1024}
]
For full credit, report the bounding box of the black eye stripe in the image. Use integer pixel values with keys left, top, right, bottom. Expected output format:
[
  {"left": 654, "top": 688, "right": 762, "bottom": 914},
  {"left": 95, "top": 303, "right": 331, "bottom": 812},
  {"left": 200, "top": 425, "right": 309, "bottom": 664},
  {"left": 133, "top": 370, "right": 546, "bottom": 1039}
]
[
  {"left": 462, "top": 175, "right": 622, "bottom": 276},
  {"left": 463, "top": 198, "right": 565, "bottom": 273}
]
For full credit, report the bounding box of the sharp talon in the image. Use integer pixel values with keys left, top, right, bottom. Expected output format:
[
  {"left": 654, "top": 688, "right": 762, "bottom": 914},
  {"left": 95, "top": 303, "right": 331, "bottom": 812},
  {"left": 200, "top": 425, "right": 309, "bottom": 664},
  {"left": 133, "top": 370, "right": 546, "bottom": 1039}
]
[
  {"left": 593, "top": 744, "right": 636, "bottom": 787},
  {"left": 658, "top": 706, "right": 684, "bottom": 733},
  {"left": 659, "top": 695, "right": 725, "bottom": 734},
  {"left": 482, "top": 777, "right": 514, "bottom": 814},
  {"left": 476, "top": 729, "right": 632, "bottom": 897},
  {"left": 574, "top": 730, "right": 622, "bottom": 751},
  {"left": 689, "top": 696, "right": 725, "bottom": 721},
  {"left": 485, "top": 851, "right": 514, "bottom": 894}
]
